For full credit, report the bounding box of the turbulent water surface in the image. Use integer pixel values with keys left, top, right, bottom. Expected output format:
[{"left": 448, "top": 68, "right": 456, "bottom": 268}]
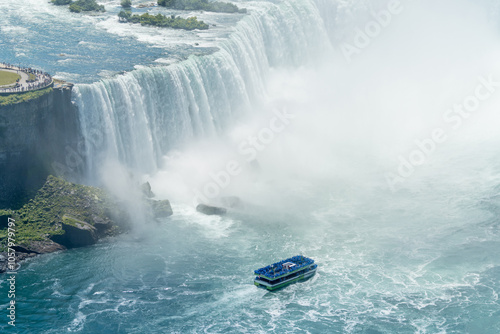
[{"left": 2, "top": 0, "right": 500, "bottom": 333}]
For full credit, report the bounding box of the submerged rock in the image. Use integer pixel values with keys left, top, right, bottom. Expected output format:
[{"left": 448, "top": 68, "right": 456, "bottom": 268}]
[{"left": 196, "top": 204, "right": 227, "bottom": 216}]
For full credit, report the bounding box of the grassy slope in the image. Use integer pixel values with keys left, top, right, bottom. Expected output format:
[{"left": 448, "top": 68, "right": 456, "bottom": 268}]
[
  {"left": 0, "top": 176, "right": 123, "bottom": 248},
  {"left": 0, "top": 70, "right": 20, "bottom": 86}
]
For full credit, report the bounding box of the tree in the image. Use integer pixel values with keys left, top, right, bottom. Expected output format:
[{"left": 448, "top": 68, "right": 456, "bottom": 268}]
[
  {"left": 121, "top": 0, "right": 132, "bottom": 8},
  {"left": 157, "top": 0, "right": 245, "bottom": 13},
  {"left": 118, "top": 9, "right": 132, "bottom": 21},
  {"left": 158, "top": 0, "right": 174, "bottom": 6},
  {"left": 118, "top": 11, "right": 209, "bottom": 30},
  {"left": 69, "top": 0, "right": 105, "bottom": 13}
]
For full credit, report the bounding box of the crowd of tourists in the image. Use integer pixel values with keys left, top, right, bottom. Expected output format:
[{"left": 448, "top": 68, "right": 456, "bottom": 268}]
[{"left": 0, "top": 62, "right": 52, "bottom": 93}]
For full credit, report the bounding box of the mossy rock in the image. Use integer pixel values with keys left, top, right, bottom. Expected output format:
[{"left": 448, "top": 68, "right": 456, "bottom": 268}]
[
  {"left": 0, "top": 175, "right": 129, "bottom": 251},
  {"left": 50, "top": 215, "right": 98, "bottom": 248}
]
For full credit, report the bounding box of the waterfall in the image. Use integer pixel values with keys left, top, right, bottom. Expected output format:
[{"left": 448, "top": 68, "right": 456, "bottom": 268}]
[{"left": 73, "top": 0, "right": 335, "bottom": 178}]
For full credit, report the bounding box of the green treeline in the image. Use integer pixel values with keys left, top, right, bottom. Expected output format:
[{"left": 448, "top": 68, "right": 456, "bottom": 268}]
[
  {"left": 158, "top": 0, "right": 246, "bottom": 14},
  {"left": 51, "top": 0, "right": 106, "bottom": 13},
  {"left": 118, "top": 11, "right": 209, "bottom": 30},
  {"left": 70, "top": 0, "right": 105, "bottom": 13}
]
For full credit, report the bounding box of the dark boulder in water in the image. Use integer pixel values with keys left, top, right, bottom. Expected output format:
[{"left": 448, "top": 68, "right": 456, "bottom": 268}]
[
  {"left": 92, "top": 214, "right": 115, "bottom": 235},
  {"left": 50, "top": 215, "right": 98, "bottom": 248},
  {"left": 141, "top": 182, "right": 173, "bottom": 219},
  {"left": 149, "top": 199, "right": 173, "bottom": 218},
  {"left": 12, "top": 244, "right": 39, "bottom": 254},
  {"left": 16, "top": 240, "right": 65, "bottom": 254},
  {"left": 141, "top": 182, "right": 155, "bottom": 198},
  {"left": 196, "top": 204, "right": 227, "bottom": 216}
]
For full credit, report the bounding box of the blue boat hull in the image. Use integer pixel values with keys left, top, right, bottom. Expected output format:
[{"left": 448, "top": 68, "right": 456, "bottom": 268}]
[{"left": 254, "top": 265, "right": 317, "bottom": 291}]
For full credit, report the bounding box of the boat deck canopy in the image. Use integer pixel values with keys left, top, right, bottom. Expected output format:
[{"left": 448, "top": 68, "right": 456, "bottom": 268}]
[{"left": 253, "top": 255, "right": 315, "bottom": 280}]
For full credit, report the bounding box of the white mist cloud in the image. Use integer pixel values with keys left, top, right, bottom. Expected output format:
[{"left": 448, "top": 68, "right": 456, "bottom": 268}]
[
  {"left": 142, "top": 0, "right": 500, "bottom": 213},
  {"left": 100, "top": 160, "right": 149, "bottom": 230}
]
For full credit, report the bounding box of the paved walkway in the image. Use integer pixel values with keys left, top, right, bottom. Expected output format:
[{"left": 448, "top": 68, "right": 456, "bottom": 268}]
[{"left": 0, "top": 64, "right": 53, "bottom": 94}]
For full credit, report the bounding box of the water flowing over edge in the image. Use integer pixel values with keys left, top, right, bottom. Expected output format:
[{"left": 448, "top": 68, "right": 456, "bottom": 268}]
[{"left": 72, "top": 0, "right": 335, "bottom": 179}]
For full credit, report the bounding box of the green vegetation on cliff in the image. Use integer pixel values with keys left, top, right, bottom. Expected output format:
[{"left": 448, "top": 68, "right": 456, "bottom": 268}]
[
  {"left": 119, "top": 11, "right": 209, "bottom": 30},
  {"left": 158, "top": 0, "right": 246, "bottom": 13},
  {"left": 0, "top": 87, "right": 52, "bottom": 106},
  {"left": 70, "top": 0, "right": 105, "bottom": 13},
  {"left": 0, "top": 176, "right": 124, "bottom": 248},
  {"left": 0, "top": 177, "right": 173, "bottom": 272}
]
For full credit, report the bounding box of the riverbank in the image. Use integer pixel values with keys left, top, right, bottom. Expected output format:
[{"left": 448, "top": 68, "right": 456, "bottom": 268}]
[
  {"left": 0, "top": 176, "right": 174, "bottom": 273},
  {"left": 0, "top": 176, "right": 130, "bottom": 273}
]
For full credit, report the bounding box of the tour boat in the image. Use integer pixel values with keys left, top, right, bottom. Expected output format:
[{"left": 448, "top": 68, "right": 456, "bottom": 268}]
[{"left": 253, "top": 255, "right": 317, "bottom": 291}]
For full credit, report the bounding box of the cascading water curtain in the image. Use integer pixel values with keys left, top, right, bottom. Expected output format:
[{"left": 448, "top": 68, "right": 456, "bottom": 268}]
[{"left": 73, "top": 0, "right": 336, "bottom": 180}]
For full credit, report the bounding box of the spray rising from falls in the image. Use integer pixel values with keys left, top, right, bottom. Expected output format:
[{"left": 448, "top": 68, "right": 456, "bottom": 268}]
[{"left": 73, "top": 0, "right": 335, "bottom": 179}]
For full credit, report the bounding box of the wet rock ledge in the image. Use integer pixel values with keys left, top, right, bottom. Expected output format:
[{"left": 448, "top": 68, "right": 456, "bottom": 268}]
[{"left": 0, "top": 176, "right": 172, "bottom": 273}]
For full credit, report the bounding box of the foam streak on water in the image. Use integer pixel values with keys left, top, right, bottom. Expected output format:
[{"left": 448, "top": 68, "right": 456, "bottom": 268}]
[{"left": 2, "top": 187, "right": 500, "bottom": 333}]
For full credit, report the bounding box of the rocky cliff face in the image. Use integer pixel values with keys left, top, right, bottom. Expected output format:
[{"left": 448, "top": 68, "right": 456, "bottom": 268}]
[
  {"left": 0, "top": 176, "right": 175, "bottom": 273},
  {"left": 0, "top": 86, "right": 81, "bottom": 208},
  {"left": 0, "top": 176, "right": 131, "bottom": 273}
]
